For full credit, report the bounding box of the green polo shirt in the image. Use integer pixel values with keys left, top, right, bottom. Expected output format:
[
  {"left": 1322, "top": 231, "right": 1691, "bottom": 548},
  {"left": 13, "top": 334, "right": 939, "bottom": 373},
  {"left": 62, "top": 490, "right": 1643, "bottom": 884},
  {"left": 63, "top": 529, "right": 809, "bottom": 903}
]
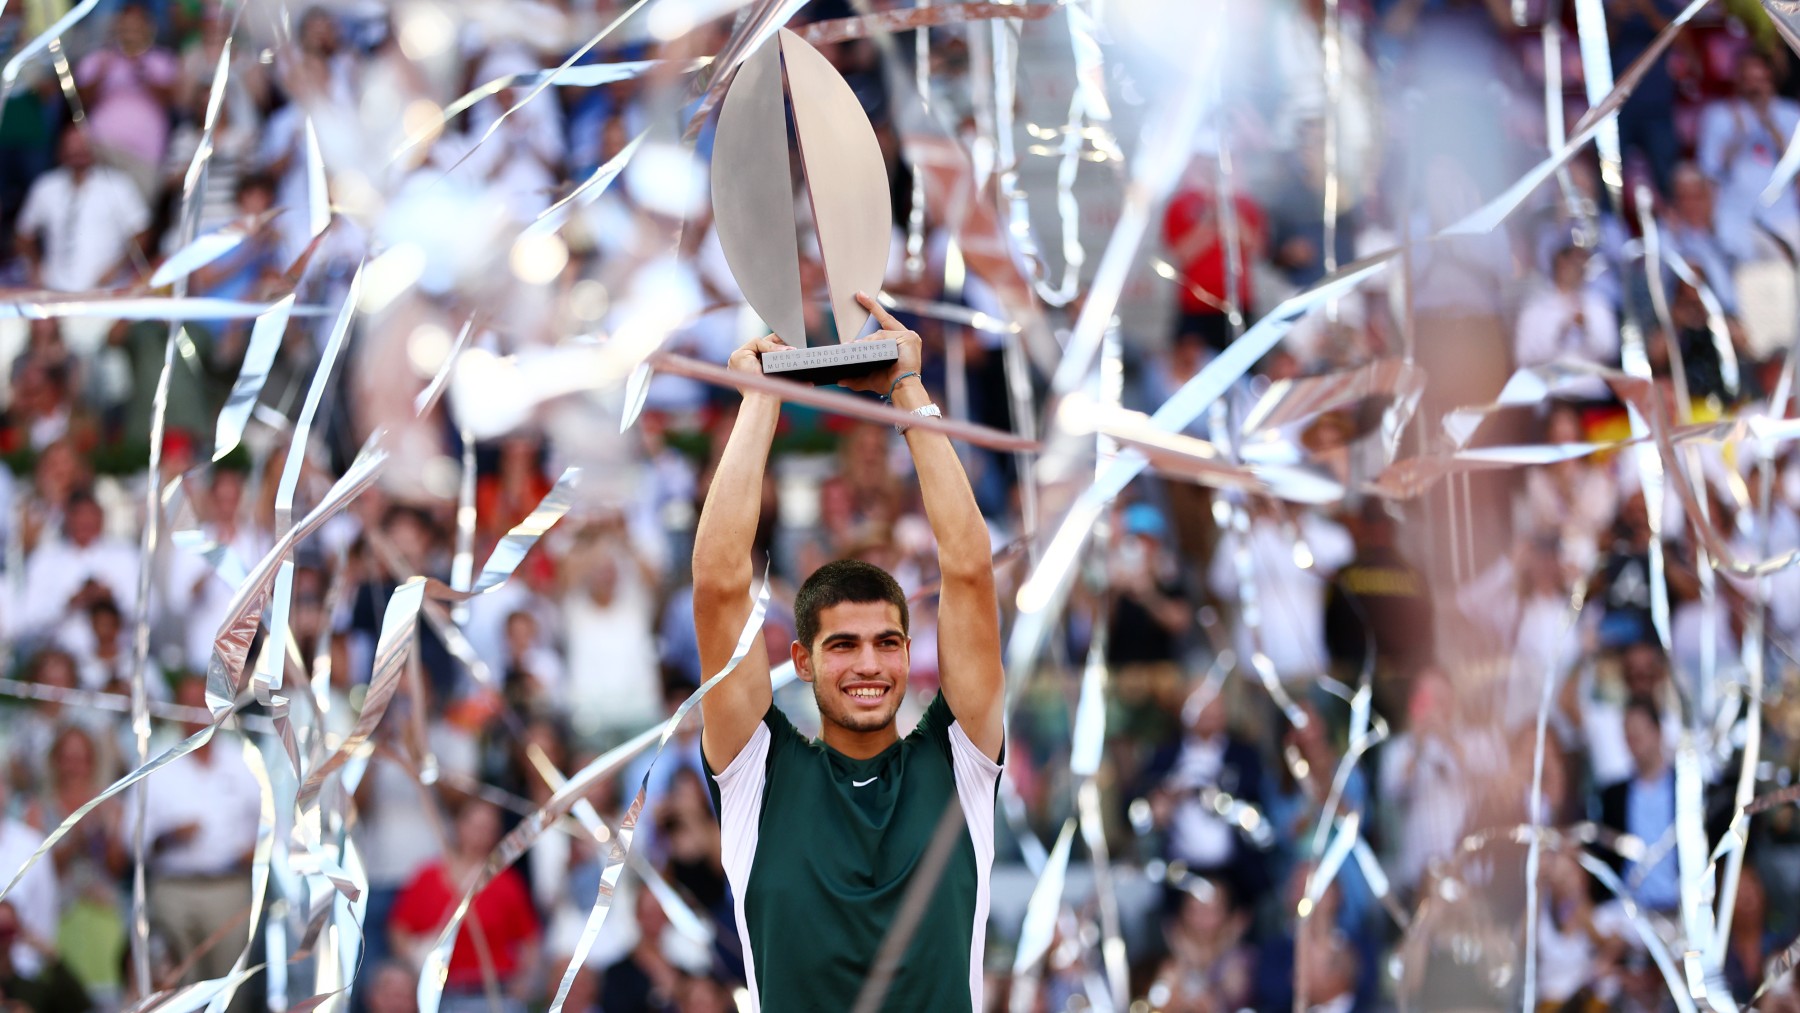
[{"left": 706, "top": 692, "right": 1002, "bottom": 1013}]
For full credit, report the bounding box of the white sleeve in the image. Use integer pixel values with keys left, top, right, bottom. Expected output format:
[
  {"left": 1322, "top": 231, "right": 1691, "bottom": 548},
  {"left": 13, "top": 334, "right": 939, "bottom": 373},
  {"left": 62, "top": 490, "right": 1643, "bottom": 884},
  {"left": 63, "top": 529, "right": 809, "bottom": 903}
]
[
  {"left": 1513, "top": 292, "right": 1568, "bottom": 367},
  {"left": 16, "top": 178, "right": 51, "bottom": 237},
  {"left": 712, "top": 721, "right": 771, "bottom": 892},
  {"left": 111, "top": 176, "right": 151, "bottom": 238},
  {"left": 947, "top": 720, "right": 1002, "bottom": 1013},
  {"left": 711, "top": 721, "right": 771, "bottom": 1007}
]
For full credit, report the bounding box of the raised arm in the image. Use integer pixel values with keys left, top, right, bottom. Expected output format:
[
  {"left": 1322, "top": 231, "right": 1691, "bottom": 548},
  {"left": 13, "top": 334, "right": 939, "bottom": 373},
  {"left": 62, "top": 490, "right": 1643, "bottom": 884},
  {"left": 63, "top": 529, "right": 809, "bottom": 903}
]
[
  {"left": 695, "top": 333, "right": 789, "bottom": 771},
  {"left": 849, "top": 292, "right": 1005, "bottom": 760}
]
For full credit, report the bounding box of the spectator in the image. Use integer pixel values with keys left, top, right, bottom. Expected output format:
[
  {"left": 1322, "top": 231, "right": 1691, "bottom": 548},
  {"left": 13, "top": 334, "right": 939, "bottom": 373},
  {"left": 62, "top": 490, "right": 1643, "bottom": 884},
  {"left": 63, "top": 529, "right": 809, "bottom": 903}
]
[
  {"left": 561, "top": 513, "right": 661, "bottom": 747},
  {"left": 1520, "top": 403, "right": 1617, "bottom": 574},
  {"left": 390, "top": 799, "right": 541, "bottom": 1012},
  {"left": 1379, "top": 668, "right": 1503, "bottom": 897},
  {"left": 1457, "top": 535, "right": 1584, "bottom": 731},
  {"left": 1663, "top": 162, "right": 1743, "bottom": 315},
  {"left": 475, "top": 434, "right": 553, "bottom": 550},
  {"left": 1207, "top": 499, "right": 1354, "bottom": 683},
  {"left": 1534, "top": 847, "right": 1622, "bottom": 1008},
  {"left": 351, "top": 691, "right": 478, "bottom": 1004},
  {"left": 1593, "top": 493, "right": 1661, "bottom": 651},
  {"left": 15, "top": 125, "right": 151, "bottom": 298},
  {"left": 499, "top": 609, "right": 565, "bottom": 716},
  {"left": 1139, "top": 687, "right": 1269, "bottom": 901},
  {"left": 175, "top": 4, "right": 266, "bottom": 139},
  {"left": 1266, "top": 117, "right": 1359, "bottom": 288},
  {"left": 18, "top": 439, "right": 92, "bottom": 556},
  {"left": 1322, "top": 499, "right": 1435, "bottom": 712},
  {"left": 73, "top": 4, "right": 179, "bottom": 199},
  {"left": 165, "top": 467, "right": 272, "bottom": 675},
  {"left": 1162, "top": 162, "right": 1266, "bottom": 353},
  {"left": 1103, "top": 501, "right": 1192, "bottom": 759},
  {"left": 364, "top": 961, "right": 421, "bottom": 1013},
  {"left": 39, "top": 724, "right": 126, "bottom": 1008},
  {"left": 1596, "top": 696, "right": 1682, "bottom": 914},
  {"left": 1513, "top": 245, "right": 1619, "bottom": 401},
  {"left": 0, "top": 899, "right": 91, "bottom": 1013},
  {"left": 134, "top": 676, "right": 261, "bottom": 1002},
  {"left": 595, "top": 882, "right": 710, "bottom": 1013},
  {"left": 64, "top": 598, "right": 129, "bottom": 694},
  {"left": 1698, "top": 50, "right": 1800, "bottom": 258},
  {"left": 2, "top": 351, "right": 79, "bottom": 456},
  {"left": 0, "top": 779, "right": 58, "bottom": 953},
  {"left": 1563, "top": 640, "right": 1685, "bottom": 789},
  {"left": 19, "top": 490, "right": 138, "bottom": 649},
  {"left": 1296, "top": 929, "right": 1359, "bottom": 1013},
  {"left": 1146, "top": 879, "right": 1256, "bottom": 1013},
  {"left": 1611, "top": 0, "right": 1687, "bottom": 194},
  {"left": 159, "top": 86, "right": 259, "bottom": 245},
  {"left": 1268, "top": 701, "right": 1374, "bottom": 933},
  {"left": 4, "top": 650, "right": 92, "bottom": 796}
]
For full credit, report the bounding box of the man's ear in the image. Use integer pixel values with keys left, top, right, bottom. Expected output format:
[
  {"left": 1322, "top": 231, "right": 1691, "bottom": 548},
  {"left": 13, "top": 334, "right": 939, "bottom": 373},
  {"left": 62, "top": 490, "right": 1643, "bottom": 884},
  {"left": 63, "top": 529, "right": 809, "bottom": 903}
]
[{"left": 791, "top": 640, "right": 813, "bottom": 682}]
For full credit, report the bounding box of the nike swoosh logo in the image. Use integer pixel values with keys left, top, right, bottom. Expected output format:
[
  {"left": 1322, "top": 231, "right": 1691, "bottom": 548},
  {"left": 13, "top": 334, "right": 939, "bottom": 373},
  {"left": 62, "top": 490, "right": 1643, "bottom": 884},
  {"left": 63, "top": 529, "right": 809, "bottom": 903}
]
[{"left": 852, "top": 777, "right": 878, "bottom": 787}]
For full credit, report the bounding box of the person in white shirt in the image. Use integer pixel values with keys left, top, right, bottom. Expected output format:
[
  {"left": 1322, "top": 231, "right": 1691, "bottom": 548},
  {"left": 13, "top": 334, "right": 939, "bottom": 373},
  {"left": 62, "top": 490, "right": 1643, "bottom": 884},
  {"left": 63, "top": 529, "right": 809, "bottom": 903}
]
[
  {"left": 132, "top": 676, "right": 262, "bottom": 997},
  {"left": 1206, "top": 501, "right": 1354, "bottom": 682},
  {"left": 1514, "top": 245, "right": 1619, "bottom": 401},
  {"left": 15, "top": 125, "right": 150, "bottom": 294},
  {"left": 1380, "top": 668, "right": 1505, "bottom": 897},
  {"left": 1457, "top": 535, "right": 1584, "bottom": 732},
  {"left": 19, "top": 490, "right": 140, "bottom": 650},
  {"left": 164, "top": 468, "right": 273, "bottom": 675},
  {"left": 1697, "top": 51, "right": 1800, "bottom": 257},
  {"left": 562, "top": 514, "right": 662, "bottom": 747},
  {"left": 0, "top": 777, "right": 59, "bottom": 950}
]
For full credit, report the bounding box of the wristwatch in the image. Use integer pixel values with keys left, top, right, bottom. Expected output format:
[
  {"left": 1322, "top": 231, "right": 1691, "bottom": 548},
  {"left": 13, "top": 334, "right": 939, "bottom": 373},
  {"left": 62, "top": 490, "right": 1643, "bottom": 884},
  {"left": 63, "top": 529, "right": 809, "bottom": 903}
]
[{"left": 900, "top": 403, "right": 942, "bottom": 433}]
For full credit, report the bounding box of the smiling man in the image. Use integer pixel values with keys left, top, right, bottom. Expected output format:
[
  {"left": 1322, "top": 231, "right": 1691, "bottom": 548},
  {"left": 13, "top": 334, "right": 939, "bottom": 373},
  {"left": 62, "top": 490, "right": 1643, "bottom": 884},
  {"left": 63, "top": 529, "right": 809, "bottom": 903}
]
[{"left": 693, "top": 292, "right": 1006, "bottom": 1013}]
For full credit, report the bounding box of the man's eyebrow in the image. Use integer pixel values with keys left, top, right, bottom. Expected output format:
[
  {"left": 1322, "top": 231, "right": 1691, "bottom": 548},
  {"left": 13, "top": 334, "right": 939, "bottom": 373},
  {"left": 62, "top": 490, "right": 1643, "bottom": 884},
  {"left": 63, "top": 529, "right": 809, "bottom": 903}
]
[{"left": 820, "top": 629, "right": 907, "bottom": 644}]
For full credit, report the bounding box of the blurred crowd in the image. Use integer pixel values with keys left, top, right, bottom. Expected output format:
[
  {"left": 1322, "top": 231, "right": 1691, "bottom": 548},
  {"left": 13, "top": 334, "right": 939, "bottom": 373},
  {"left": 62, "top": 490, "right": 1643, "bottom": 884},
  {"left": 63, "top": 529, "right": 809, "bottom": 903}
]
[{"left": 1, "top": 0, "right": 1800, "bottom": 1011}]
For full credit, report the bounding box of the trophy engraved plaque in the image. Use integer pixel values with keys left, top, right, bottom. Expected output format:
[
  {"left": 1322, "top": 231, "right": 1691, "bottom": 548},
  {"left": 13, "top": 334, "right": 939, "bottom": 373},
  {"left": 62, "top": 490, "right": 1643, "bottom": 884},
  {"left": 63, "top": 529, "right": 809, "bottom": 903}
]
[{"left": 710, "top": 28, "right": 897, "bottom": 385}]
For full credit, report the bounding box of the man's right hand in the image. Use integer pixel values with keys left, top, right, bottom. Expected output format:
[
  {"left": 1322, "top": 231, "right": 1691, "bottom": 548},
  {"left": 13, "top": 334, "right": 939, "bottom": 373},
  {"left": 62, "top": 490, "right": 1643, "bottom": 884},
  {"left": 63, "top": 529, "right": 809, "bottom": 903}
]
[{"left": 726, "top": 334, "right": 790, "bottom": 396}]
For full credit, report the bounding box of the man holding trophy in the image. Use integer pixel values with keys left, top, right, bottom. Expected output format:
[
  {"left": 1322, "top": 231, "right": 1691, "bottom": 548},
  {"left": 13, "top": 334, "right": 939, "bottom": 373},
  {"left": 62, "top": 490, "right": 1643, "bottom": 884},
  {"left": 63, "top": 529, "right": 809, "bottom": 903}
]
[{"left": 692, "top": 288, "right": 1006, "bottom": 1012}]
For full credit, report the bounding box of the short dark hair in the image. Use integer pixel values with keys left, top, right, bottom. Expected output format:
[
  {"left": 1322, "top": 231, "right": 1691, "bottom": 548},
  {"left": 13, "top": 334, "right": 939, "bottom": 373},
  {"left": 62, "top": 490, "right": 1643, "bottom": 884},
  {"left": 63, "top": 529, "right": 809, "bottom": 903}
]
[{"left": 793, "top": 559, "right": 908, "bottom": 650}]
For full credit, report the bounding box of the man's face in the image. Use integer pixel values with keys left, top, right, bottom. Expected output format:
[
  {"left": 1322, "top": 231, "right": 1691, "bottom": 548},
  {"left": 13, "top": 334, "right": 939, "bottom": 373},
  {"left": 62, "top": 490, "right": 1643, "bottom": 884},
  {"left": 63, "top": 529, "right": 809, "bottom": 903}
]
[
  {"left": 58, "top": 128, "right": 94, "bottom": 172},
  {"left": 1740, "top": 58, "right": 1774, "bottom": 103},
  {"left": 1625, "top": 710, "right": 1664, "bottom": 775},
  {"left": 115, "top": 7, "right": 151, "bottom": 50},
  {"left": 65, "top": 500, "right": 103, "bottom": 546},
  {"left": 796, "top": 600, "right": 909, "bottom": 736},
  {"left": 1673, "top": 171, "right": 1711, "bottom": 221},
  {"left": 301, "top": 11, "right": 338, "bottom": 55},
  {"left": 1623, "top": 644, "right": 1666, "bottom": 696},
  {"left": 1553, "top": 249, "right": 1587, "bottom": 290},
  {"left": 455, "top": 803, "right": 502, "bottom": 857},
  {"left": 1190, "top": 695, "right": 1227, "bottom": 739},
  {"left": 366, "top": 964, "right": 418, "bottom": 1013}
]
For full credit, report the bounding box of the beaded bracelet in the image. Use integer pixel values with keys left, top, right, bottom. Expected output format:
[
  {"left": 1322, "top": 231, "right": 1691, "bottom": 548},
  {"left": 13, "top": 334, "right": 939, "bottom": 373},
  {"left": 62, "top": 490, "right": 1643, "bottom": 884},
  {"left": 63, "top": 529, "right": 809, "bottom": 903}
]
[{"left": 884, "top": 370, "right": 920, "bottom": 402}]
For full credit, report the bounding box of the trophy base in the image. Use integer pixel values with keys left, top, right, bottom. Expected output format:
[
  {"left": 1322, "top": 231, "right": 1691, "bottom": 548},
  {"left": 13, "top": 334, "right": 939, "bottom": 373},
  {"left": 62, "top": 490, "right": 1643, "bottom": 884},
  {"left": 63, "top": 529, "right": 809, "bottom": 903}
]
[{"left": 761, "top": 339, "right": 900, "bottom": 386}]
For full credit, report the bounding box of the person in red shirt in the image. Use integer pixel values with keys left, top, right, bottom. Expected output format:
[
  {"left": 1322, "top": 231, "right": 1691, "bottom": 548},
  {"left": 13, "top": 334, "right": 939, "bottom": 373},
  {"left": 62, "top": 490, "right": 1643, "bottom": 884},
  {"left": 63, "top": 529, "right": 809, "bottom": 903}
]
[
  {"left": 389, "top": 799, "right": 541, "bottom": 1009},
  {"left": 1162, "top": 164, "right": 1268, "bottom": 354}
]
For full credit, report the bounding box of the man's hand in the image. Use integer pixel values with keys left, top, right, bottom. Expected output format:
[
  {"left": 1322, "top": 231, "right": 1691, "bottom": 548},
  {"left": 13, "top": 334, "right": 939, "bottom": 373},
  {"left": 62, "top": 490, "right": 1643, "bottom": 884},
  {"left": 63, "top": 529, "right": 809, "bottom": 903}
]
[
  {"left": 839, "top": 291, "right": 923, "bottom": 395},
  {"left": 726, "top": 333, "right": 789, "bottom": 396},
  {"left": 153, "top": 822, "right": 200, "bottom": 852}
]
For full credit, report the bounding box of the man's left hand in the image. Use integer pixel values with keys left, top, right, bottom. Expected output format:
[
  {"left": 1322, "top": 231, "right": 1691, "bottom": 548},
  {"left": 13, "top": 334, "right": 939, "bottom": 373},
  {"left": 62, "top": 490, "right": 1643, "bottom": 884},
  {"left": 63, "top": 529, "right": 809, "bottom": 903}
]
[{"left": 838, "top": 291, "right": 923, "bottom": 395}]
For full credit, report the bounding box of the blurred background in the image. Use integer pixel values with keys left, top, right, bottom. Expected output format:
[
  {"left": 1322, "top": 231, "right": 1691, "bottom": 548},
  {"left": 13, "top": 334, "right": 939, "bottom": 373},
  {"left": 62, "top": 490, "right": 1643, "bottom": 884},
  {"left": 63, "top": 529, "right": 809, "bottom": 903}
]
[{"left": 0, "top": 0, "right": 1799, "bottom": 1011}]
